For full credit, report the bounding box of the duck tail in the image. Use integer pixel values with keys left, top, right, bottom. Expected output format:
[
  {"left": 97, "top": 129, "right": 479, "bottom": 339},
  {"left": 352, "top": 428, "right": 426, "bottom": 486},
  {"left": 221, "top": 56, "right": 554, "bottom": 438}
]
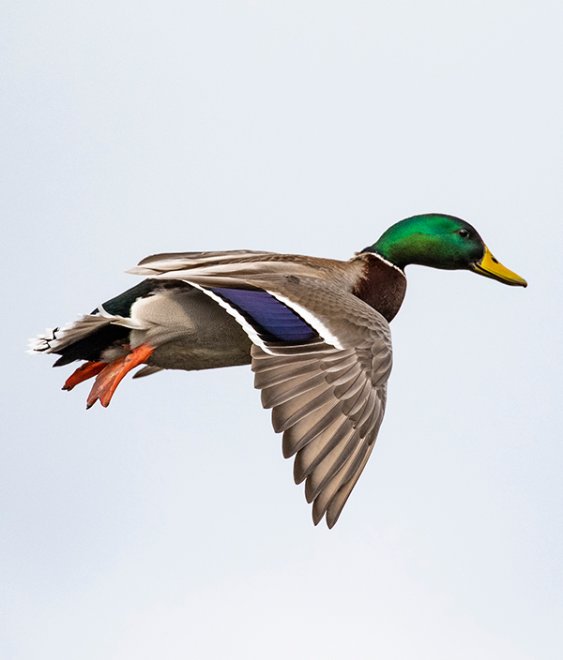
[
  {"left": 28, "top": 314, "right": 128, "bottom": 366},
  {"left": 29, "top": 314, "right": 110, "bottom": 356}
]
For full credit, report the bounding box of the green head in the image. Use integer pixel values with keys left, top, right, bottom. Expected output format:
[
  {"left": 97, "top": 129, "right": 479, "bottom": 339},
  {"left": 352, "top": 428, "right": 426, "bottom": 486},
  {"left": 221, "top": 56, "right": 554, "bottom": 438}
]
[{"left": 364, "top": 213, "right": 527, "bottom": 287}]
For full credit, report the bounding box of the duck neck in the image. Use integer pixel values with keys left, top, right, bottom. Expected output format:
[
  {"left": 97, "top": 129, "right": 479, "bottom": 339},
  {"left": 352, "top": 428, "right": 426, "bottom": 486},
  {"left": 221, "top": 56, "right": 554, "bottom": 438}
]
[{"left": 353, "top": 253, "right": 407, "bottom": 322}]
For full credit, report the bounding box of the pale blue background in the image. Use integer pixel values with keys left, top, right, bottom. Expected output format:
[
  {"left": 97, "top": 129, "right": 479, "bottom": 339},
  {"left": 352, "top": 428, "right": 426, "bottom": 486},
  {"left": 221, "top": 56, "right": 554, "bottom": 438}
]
[{"left": 2, "top": 2, "right": 562, "bottom": 658}]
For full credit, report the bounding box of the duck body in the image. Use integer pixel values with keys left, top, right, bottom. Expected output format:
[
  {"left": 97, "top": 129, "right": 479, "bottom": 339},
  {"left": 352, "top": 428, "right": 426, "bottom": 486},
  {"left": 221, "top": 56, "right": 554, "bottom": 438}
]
[
  {"left": 103, "top": 278, "right": 253, "bottom": 372},
  {"left": 140, "top": 285, "right": 252, "bottom": 372},
  {"left": 41, "top": 250, "right": 406, "bottom": 375},
  {"left": 31, "top": 214, "right": 526, "bottom": 527}
]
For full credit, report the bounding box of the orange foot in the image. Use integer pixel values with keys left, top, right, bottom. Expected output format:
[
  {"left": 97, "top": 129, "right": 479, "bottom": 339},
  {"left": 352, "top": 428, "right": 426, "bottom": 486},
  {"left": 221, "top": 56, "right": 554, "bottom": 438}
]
[
  {"left": 63, "top": 361, "right": 107, "bottom": 391},
  {"left": 86, "top": 344, "right": 154, "bottom": 409}
]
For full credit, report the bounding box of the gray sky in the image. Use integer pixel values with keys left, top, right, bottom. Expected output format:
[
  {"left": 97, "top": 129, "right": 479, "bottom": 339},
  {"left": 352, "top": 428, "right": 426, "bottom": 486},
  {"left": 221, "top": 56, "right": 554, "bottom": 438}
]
[{"left": 2, "top": 1, "right": 562, "bottom": 658}]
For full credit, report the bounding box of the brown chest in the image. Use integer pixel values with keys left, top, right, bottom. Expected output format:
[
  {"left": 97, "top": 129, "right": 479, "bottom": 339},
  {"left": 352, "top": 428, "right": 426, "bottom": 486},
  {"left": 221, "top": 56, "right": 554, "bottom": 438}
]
[{"left": 352, "top": 253, "right": 407, "bottom": 322}]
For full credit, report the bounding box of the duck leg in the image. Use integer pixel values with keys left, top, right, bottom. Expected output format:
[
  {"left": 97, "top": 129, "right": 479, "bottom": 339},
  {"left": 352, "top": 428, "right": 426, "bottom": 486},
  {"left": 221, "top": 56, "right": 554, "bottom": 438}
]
[
  {"left": 86, "top": 344, "right": 154, "bottom": 409},
  {"left": 62, "top": 361, "right": 107, "bottom": 391}
]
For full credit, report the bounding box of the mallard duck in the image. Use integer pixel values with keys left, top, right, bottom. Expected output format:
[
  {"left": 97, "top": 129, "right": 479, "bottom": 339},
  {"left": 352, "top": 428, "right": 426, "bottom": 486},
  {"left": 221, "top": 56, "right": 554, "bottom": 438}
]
[{"left": 31, "top": 213, "right": 527, "bottom": 527}]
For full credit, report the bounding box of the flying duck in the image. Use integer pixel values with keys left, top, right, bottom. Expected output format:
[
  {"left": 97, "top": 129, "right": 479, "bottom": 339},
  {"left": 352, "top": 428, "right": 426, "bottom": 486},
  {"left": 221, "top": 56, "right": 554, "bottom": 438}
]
[{"left": 31, "top": 213, "right": 527, "bottom": 527}]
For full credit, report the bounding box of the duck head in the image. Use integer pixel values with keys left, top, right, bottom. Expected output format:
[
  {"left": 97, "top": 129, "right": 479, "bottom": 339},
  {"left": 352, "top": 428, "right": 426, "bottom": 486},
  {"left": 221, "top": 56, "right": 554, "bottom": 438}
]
[{"left": 365, "top": 213, "right": 527, "bottom": 287}]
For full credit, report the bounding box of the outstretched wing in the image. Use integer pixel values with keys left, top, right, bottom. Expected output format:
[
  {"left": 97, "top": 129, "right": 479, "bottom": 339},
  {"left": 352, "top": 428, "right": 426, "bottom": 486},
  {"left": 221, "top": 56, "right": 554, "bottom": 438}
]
[
  {"left": 248, "top": 281, "right": 391, "bottom": 528},
  {"left": 132, "top": 252, "right": 392, "bottom": 527}
]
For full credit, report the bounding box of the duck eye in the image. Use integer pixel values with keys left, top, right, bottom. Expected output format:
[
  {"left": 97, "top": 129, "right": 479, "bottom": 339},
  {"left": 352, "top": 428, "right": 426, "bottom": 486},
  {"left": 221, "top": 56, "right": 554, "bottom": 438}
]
[{"left": 458, "top": 229, "right": 470, "bottom": 238}]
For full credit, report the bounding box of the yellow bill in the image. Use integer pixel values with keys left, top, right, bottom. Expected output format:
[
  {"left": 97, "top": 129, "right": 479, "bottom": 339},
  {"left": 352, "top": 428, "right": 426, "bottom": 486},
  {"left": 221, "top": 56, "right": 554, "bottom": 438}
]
[{"left": 471, "top": 246, "right": 527, "bottom": 287}]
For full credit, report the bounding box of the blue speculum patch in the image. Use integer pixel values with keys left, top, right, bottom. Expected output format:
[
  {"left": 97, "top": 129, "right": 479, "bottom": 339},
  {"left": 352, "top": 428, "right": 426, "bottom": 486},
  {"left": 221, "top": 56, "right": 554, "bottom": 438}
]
[{"left": 211, "top": 287, "right": 317, "bottom": 342}]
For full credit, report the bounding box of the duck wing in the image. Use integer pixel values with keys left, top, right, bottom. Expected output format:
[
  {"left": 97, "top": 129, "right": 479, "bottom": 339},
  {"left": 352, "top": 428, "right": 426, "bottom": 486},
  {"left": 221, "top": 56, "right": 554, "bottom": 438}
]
[{"left": 248, "top": 278, "right": 391, "bottom": 528}]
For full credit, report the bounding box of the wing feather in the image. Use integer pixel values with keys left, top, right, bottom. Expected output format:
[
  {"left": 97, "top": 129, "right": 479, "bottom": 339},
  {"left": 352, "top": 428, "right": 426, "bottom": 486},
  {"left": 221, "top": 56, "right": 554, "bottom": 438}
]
[
  {"left": 292, "top": 416, "right": 352, "bottom": 483},
  {"left": 283, "top": 403, "right": 345, "bottom": 459},
  {"left": 326, "top": 444, "right": 376, "bottom": 528},
  {"left": 260, "top": 371, "right": 326, "bottom": 408},
  {"left": 271, "top": 385, "right": 336, "bottom": 433},
  {"left": 311, "top": 441, "right": 367, "bottom": 524},
  {"left": 304, "top": 428, "right": 362, "bottom": 502}
]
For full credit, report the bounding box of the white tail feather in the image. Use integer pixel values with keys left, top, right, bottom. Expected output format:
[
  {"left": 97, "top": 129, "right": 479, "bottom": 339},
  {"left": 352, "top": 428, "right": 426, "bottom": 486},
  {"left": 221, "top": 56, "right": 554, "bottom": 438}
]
[{"left": 29, "top": 314, "right": 110, "bottom": 354}]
